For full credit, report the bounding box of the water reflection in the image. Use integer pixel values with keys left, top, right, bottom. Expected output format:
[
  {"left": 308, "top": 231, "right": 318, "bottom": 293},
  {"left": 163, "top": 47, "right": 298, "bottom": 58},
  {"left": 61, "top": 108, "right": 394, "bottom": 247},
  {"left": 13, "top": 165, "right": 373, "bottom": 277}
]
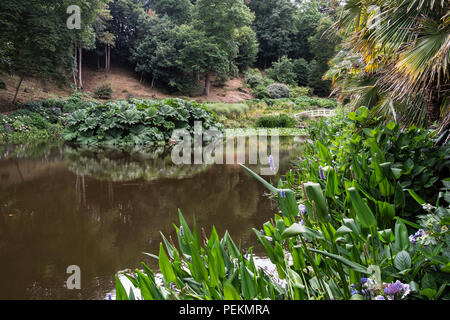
[{"left": 0, "top": 137, "right": 304, "bottom": 299}]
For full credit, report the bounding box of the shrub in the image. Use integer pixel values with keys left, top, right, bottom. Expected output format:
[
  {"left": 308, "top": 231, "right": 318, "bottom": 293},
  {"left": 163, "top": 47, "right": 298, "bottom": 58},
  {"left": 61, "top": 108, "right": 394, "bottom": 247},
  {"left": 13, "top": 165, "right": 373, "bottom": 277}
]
[
  {"left": 0, "top": 104, "right": 64, "bottom": 144},
  {"left": 93, "top": 83, "right": 114, "bottom": 99},
  {"left": 205, "top": 103, "right": 249, "bottom": 117},
  {"left": 266, "top": 56, "right": 296, "bottom": 86},
  {"left": 243, "top": 68, "right": 264, "bottom": 89},
  {"left": 266, "top": 83, "right": 290, "bottom": 99},
  {"left": 292, "top": 58, "right": 310, "bottom": 86},
  {"left": 256, "top": 114, "right": 296, "bottom": 128},
  {"left": 251, "top": 85, "right": 271, "bottom": 99},
  {"left": 290, "top": 86, "right": 313, "bottom": 98}
]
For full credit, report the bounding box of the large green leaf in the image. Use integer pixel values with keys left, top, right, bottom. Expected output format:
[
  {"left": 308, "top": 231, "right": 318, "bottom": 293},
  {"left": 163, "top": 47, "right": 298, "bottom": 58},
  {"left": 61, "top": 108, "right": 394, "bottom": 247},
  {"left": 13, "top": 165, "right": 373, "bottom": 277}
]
[
  {"left": 347, "top": 187, "right": 377, "bottom": 228},
  {"left": 308, "top": 248, "right": 370, "bottom": 274}
]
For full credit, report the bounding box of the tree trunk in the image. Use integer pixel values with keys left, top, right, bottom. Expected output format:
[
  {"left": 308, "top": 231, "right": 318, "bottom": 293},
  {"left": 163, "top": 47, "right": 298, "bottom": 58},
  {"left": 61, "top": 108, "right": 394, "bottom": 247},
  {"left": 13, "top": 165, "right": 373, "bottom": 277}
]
[
  {"left": 12, "top": 75, "right": 24, "bottom": 104},
  {"left": 204, "top": 73, "right": 211, "bottom": 96},
  {"left": 107, "top": 46, "right": 110, "bottom": 72},
  {"left": 73, "top": 45, "right": 78, "bottom": 87},
  {"left": 426, "top": 87, "right": 441, "bottom": 125},
  {"left": 78, "top": 46, "right": 83, "bottom": 89},
  {"left": 108, "top": 45, "right": 111, "bottom": 72}
]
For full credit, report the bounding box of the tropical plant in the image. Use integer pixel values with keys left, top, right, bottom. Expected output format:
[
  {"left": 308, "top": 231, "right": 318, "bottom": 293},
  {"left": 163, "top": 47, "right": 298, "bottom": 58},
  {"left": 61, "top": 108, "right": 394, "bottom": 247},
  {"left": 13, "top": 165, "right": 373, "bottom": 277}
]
[
  {"left": 115, "top": 211, "right": 286, "bottom": 300},
  {"left": 62, "top": 98, "right": 222, "bottom": 147},
  {"left": 242, "top": 162, "right": 450, "bottom": 300},
  {"left": 328, "top": 0, "right": 450, "bottom": 129}
]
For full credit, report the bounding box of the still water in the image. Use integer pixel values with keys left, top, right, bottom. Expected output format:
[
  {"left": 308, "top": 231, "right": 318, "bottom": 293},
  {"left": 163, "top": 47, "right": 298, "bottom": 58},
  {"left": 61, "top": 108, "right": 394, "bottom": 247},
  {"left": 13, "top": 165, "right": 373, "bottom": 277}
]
[{"left": 0, "top": 137, "right": 304, "bottom": 299}]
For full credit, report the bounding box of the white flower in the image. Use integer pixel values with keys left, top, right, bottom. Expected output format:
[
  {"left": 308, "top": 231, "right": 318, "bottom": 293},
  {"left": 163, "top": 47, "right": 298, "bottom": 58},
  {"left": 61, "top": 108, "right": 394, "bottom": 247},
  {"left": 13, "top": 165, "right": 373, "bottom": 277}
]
[{"left": 422, "top": 203, "right": 436, "bottom": 212}]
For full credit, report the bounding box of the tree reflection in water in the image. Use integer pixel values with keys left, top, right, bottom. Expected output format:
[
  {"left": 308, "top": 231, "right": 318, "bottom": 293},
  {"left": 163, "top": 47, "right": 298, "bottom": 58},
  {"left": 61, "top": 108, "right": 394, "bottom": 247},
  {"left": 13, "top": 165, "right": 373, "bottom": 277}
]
[{"left": 0, "top": 136, "right": 304, "bottom": 299}]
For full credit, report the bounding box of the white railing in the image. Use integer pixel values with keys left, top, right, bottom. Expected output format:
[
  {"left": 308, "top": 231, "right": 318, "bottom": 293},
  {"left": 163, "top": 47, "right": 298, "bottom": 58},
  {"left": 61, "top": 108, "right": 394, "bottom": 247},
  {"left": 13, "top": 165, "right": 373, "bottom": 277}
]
[{"left": 294, "top": 109, "right": 335, "bottom": 119}]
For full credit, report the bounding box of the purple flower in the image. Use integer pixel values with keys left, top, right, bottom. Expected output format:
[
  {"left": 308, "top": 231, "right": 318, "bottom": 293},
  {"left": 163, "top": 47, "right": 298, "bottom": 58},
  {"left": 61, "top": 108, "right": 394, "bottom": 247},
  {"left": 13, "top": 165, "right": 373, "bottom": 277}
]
[
  {"left": 180, "top": 226, "right": 184, "bottom": 236},
  {"left": 335, "top": 165, "right": 338, "bottom": 174},
  {"left": 384, "top": 280, "right": 408, "bottom": 297},
  {"left": 269, "top": 155, "right": 275, "bottom": 172},
  {"left": 298, "top": 204, "right": 307, "bottom": 216},
  {"left": 351, "top": 288, "right": 360, "bottom": 295},
  {"left": 319, "top": 166, "right": 326, "bottom": 180},
  {"left": 374, "top": 295, "right": 385, "bottom": 300},
  {"left": 360, "top": 278, "right": 368, "bottom": 285},
  {"left": 4, "top": 124, "right": 13, "bottom": 131},
  {"left": 350, "top": 284, "right": 360, "bottom": 295},
  {"left": 409, "top": 229, "right": 425, "bottom": 244},
  {"left": 259, "top": 229, "right": 264, "bottom": 235},
  {"left": 107, "top": 293, "right": 112, "bottom": 300},
  {"left": 280, "top": 190, "right": 286, "bottom": 198}
]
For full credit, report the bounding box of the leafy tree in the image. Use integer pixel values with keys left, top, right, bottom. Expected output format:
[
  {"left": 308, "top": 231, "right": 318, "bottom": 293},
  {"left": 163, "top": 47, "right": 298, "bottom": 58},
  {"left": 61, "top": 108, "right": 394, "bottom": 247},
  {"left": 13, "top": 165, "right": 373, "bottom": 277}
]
[
  {"left": 149, "top": 0, "right": 193, "bottom": 24},
  {"left": 248, "top": 0, "right": 298, "bottom": 66},
  {"left": 308, "top": 59, "right": 332, "bottom": 97},
  {"left": 0, "top": 0, "right": 74, "bottom": 103},
  {"left": 191, "top": 0, "right": 255, "bottom": 95},
  {"left": 131, "top": 15, "right": 181, "bottom": 90},
  {"left": 290, "top": 0, "right": 322, "bottom": 61},
  {"left": 234, "top": 26, "right": 259, "bottom": 71},
  {"left": 175, "top": 25, "right": 229, "bottom": 96},
  {"left": 292, "top": 58, "right": 310, "bottom": 87},
  {"left": 266, "top": 56, "right": 296, "bottom": 86},
  {"left": 306, "top": 16, "right": 340, "bottom": 97},
  {"left": 108, "top": 0, "right": 149, "bottom": 60}
]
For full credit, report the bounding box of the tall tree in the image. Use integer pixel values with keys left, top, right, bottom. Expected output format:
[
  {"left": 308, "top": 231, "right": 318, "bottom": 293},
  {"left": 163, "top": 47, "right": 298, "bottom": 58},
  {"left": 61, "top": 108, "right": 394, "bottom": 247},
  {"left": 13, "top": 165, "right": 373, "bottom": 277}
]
[
  {"left": 149, "top": 0, "right": 193, "bottom": 24},
  {"left": 248, "top": 0, "right": 298, "bottom": 66},
  {"left": 193, "top": 0, "right": 254, "bottom": 95},
  {"left": 0, "top": 0, "right": 74, "bottom": 103}
]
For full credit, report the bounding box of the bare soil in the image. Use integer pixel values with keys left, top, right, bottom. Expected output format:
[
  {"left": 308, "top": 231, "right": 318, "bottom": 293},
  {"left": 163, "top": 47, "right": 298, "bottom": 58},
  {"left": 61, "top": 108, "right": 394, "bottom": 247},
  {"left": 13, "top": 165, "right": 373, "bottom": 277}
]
[{"left": 0, "top": 66, "right": 253, "bottom": 113}]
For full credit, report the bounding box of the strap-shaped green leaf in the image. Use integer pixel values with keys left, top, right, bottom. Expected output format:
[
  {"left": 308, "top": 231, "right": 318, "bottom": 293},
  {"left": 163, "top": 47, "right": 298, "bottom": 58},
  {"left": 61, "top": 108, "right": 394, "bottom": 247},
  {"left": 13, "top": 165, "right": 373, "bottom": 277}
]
[{"left": 347, "top": 187, "right": 377, "bottom": 228}]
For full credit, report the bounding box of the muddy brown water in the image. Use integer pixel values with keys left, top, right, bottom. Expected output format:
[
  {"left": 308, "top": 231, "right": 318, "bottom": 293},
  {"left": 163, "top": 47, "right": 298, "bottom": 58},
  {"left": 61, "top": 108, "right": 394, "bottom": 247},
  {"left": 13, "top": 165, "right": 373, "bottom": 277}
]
[{"left": 0, "top": 137, "right": 304, "bottom": 299}]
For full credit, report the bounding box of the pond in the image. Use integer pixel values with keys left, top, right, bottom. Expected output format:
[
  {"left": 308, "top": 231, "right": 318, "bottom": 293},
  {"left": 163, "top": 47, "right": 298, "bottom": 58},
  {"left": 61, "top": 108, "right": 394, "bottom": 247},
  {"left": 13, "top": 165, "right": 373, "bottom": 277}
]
[{"left": 0, "top": 136, "right": 305, "bottom": 299}]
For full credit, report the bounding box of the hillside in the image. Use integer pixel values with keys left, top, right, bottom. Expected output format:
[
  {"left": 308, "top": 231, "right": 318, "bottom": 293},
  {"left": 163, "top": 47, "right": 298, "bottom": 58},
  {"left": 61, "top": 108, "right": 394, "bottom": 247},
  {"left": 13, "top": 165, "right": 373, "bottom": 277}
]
[{"left": 0, "top": 66, "right": 253, "bottom": 113}]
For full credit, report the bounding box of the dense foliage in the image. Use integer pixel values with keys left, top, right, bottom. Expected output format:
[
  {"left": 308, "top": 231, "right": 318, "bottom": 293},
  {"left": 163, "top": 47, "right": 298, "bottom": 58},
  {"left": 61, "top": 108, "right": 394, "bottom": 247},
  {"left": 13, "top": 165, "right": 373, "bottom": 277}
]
[
  {"left": 256, "top": 114, "right": 296, "bottom": 128},
  {"left": 62, "top": 98, "right": 222, "bottom": 146},
  {"left": 117, "top": 111, "right": 450, "bottom": 300},
  {"left": 325, "top": 0, "right": 450, "bottom": 129}
]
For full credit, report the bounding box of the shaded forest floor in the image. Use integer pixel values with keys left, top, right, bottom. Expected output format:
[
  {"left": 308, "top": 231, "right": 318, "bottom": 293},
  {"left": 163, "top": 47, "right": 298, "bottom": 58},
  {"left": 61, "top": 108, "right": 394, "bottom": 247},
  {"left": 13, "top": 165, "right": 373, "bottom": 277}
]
[{"left": 0, "top": 66, "right": 253, "bottom": 113}]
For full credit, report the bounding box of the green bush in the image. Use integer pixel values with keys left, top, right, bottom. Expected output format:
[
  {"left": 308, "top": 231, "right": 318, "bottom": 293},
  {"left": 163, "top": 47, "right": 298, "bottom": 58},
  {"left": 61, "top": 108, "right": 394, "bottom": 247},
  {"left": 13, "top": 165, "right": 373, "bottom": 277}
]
[
  {"left": 205, "top": 103, "right": 250, "bottom": 117},
  {"left": 266, "top": 56, "right": 296, "bottom": 86},
  {"left": 256, "top": 114, "right": 296, "bottom": 128},
  {"left": 94, "top": 83, "right": 114, "bottom": 99},
  {"left": 267, "top": 83, "right": 290, "bottom": 99},
  {"left": 290, "top": 86, "right": 313, "bottom": 98},
  {"left": 0, "top": 104, "right": 64, "bottom": 144},
  {"left": 251, "top": 85, "right": 271, "bottom": 99},
  {"left": 292, "top": 58, "right": 310, "bottom": 86},
  {"left": 243, "top": 68, "right": 264, "bottom": 89}
]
